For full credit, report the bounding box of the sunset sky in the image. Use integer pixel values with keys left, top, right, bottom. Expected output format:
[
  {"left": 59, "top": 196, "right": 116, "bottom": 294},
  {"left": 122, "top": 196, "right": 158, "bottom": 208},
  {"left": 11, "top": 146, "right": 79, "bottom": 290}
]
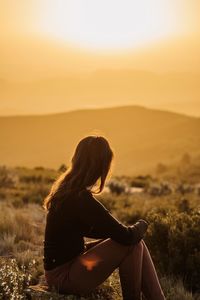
[{"left": 0, "top": 0, "right": 200, "bottom": 116}]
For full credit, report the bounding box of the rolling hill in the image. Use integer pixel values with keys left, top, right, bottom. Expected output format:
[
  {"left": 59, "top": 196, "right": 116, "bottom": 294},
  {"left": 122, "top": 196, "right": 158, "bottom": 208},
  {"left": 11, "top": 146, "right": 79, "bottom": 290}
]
[
  {"left": 0, "top": 105, "right": 200, "bottom": 175},
  {"left": 1, "top": 70, "right": 200, "bottom": 117}
]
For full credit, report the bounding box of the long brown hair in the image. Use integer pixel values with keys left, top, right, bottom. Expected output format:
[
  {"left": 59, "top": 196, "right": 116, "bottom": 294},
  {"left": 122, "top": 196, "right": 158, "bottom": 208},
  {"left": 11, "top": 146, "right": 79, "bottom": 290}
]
[{"left": 43, "top": 135, "right": 114, "bottom": 211}]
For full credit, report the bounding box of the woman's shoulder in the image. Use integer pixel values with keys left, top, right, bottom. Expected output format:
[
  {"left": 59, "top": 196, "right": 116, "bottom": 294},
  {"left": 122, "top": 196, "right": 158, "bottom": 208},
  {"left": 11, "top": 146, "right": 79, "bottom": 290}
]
[
  {"left": 78, "top": 189, "right": 109, "bottom": 212},
  {"left": 78, "top": 188, "right": 92, "bottom": 198}
]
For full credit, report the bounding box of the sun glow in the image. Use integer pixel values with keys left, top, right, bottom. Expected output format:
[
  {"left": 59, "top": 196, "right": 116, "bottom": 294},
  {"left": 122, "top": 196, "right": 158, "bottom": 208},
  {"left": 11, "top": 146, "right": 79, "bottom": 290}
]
[{"left": 38, "top": 0, "right": 181, "bottom": 51}]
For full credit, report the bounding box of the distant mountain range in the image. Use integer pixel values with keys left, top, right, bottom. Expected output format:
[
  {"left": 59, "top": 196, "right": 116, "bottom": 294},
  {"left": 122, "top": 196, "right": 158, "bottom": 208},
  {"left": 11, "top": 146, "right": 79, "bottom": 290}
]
[
  {"left": 0, "top": 70, "right": 200, "bottom": 117},
  {"left": 1, "top": 105, "right": 200, "bottom": 175}
]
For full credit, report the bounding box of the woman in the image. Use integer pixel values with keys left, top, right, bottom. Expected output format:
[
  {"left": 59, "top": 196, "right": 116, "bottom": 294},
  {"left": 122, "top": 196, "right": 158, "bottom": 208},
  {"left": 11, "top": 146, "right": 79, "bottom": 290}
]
[{"left": 43, "top": 135, "right": 166, "bottom": 300}]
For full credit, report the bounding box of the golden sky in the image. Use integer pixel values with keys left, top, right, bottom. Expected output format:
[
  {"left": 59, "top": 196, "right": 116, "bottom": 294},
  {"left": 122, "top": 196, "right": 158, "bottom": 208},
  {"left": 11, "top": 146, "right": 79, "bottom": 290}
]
[
  {"left": 0, "top": 0, "right": 200, "bottom": 116},
  {"left": 1, "top": 0, "right": 200, "bottom": 46}
]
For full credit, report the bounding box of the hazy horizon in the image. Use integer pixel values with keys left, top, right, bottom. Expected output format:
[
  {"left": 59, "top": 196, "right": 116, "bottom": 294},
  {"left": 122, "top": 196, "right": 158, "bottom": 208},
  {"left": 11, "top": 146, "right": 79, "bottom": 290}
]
[{"left": 0, "top": 103, "right": 200, "bottom": 119}]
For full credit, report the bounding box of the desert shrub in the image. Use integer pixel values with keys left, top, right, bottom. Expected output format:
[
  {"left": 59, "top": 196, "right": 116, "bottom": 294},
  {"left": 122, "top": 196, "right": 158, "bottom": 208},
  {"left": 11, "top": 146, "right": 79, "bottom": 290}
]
[
  {"left": 0, "top": 203, "right": 41, "bottom": 247},
  {"left": 15, "top": 240, "right": 33, "bottom": 252},
  {"left": 18, "top": 167, "right": 57, "bottom": 186},
  {"left": 107, "top": 180, "right": 126, "bottom": 195},
  {"left": 146, "top": 210, "right": 200, "bottom": 292},
  {"left": 15, "top": 252, "right": 43, "bottom": 284},
  {"left": 0, "top": 166, "right": 18, "bottom": 188},
  {"left": 20, "top": 174, "right": 43, "bottom": 184},
  {"left": 21, "top": 183, "right": 49, "bottom": 205},
  {"left": 130, "top": 175, "right": 153, "bottom": 188},
  {"left": 161, "top": 276, "right": 194, "bottom": 300},
  {"left": 11, "top": 197, "right": 27, "bottom": 208},
  {"left": 22, "top": 192, "right": 43, "bottom": 205},
  {"left": 0, "top": 258, "right": 33, "bottom": 299},
  {"left": 0, "top": 233, "right": 16, "bottom": 255},
  {"left": 34, "top": 166, "right": 45, "bottom": 171},
  {"left": 177, "top": 198, "right": 191, "bottom": 213}
]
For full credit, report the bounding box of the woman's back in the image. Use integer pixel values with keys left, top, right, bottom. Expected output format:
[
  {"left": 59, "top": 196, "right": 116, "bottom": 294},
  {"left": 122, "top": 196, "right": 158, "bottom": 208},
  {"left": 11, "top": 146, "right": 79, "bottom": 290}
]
[{"left": 43, "top": 190, "right": 88, "bottom": 270}]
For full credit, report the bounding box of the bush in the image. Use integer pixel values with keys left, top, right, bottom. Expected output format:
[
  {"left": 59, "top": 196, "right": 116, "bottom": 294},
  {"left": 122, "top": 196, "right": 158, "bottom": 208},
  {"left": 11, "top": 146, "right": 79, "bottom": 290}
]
[
  {"left": 161, "top": 276, "right": 194, "bottom": 300},
  {"left": 21, "top": 184, "right": 49, "bottom": 205},
  {"left": 98, "top": 192, "right": 200, "bottom": 292},
  {"left": 0, "top": 166, "right": 18, "bottom": 188},
  {"left": 0, "top": 258, "right": 33, "bottom": 299},
  {"left": 107, "top": 180, "right": 126, "bottom": 195},
  {"left": 145, "top": 210, "right": 200, "bottom": 292}
]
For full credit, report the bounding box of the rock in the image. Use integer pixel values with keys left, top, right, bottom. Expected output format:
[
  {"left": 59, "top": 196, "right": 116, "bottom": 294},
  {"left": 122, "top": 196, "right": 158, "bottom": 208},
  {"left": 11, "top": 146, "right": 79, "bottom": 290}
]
[
  {"left": 24, "top": 284, "right": 74, "bottom": 299},
  {"left": 24, "top": 282, "right": 116, "bottom": 300}
]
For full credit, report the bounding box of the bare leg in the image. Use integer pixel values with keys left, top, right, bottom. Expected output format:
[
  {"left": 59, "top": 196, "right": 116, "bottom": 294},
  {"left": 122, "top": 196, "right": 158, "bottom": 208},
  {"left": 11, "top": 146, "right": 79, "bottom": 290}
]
[
  {"left": 118, "top": 240, "right": 166, "bottom": 300},
  {"left": 141, "top": 240, "right": 165, "bottom": 300},
  {"left": 45, "top": 238, "right": 143, "bottom": 299},
  {"left": 45, "top": 238, "right": 165, "bottom": 300},
  {"left": 119, "top": 241, "right": 144, "bottom": 300}
]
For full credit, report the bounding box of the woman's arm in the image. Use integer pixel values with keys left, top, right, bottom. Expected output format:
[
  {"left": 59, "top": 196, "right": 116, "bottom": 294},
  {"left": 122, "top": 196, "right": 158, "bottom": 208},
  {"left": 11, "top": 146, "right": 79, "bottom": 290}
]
[{"left": 78, "top": 191, "right": 148, "bottom": 246}]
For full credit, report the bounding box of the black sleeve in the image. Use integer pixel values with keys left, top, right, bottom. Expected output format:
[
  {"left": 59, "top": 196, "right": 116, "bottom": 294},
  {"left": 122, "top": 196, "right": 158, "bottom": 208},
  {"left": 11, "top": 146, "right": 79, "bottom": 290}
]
[{"left": 78, "top": 190, "right": 148, "bottom": 246}]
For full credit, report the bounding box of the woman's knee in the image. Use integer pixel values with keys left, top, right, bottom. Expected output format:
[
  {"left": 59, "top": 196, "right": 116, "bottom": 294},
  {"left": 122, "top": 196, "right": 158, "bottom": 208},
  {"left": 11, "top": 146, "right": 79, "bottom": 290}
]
[
  {"left": 129, "top": 240, "right": 144, "bottom": 254},
  {"left": 135, "top": 240, "right": 144, "bottom": 250}
]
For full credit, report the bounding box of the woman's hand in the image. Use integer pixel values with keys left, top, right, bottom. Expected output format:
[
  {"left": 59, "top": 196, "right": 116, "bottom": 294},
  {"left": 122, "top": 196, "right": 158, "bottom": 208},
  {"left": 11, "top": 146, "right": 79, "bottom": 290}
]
[
  {"left": 130, "top": 219, "right": 149, "bottom": 242},
  {"left": 137, "top": 219, "right": 149, "bottom": 233}
]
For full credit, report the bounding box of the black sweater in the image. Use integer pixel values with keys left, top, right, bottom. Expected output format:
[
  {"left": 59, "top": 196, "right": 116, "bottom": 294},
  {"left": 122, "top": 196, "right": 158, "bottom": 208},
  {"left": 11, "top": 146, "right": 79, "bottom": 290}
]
[{"left": 43, "top": 189, "right": 148, "bottom": 271}]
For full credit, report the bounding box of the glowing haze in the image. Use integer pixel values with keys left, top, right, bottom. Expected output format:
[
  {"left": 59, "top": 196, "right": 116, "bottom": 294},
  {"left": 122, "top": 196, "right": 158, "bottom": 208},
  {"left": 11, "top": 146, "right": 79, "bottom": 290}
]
[
  {"left": 38, "top": 0, "right": 182, "bottom": 50},
  {"left": 0, "top": 0, "right": 200, "bottom": 116}
]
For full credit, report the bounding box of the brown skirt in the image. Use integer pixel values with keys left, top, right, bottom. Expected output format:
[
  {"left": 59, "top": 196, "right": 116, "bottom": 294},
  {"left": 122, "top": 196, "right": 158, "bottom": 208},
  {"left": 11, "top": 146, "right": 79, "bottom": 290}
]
[{"left": 44, "top": 257, "right": 77, "bottom": 295}]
